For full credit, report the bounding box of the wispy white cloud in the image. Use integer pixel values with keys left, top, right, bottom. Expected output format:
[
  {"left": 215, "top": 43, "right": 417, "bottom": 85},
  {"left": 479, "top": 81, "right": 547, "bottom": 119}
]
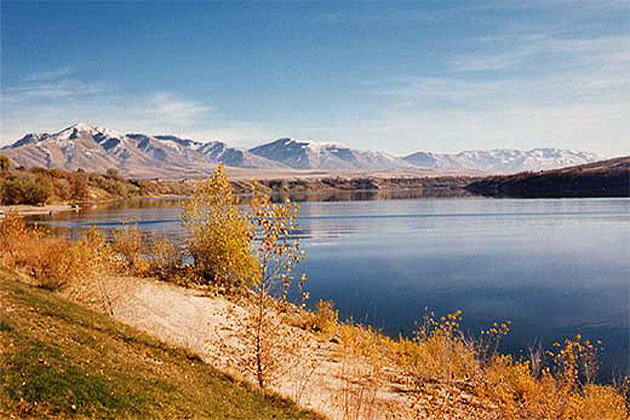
[
  {"left": 151, "top": 92, "right": 210, "bottom": 126},
  {"left": 22, "top": 66, "right": 74, "bottom": 82},
  {"left": 309, "top": 30, "right": 630, "bottom": 157},
  {"left": 0, "top": 72, "right": 269, "bottom": 145},
  {"left": 2, "top": 80, "right": 110, "bottom": 104},
  {"left": 2, "top": 5, "right": 628, "bottom": 157},
  {"left": 452, "top": 32, "right": 630, "bottom": 73}
]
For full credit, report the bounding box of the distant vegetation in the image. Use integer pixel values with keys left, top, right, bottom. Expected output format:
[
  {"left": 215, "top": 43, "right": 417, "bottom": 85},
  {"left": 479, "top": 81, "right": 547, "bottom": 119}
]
[
  {"left": 0, "top": 155, "right": 474, "bottom": 206},
  {"left": 1, "top": 163, "right": 629, "bottom": 419},
  {"left": 0, "top": 155, "right": 196, "bottom": 205}
]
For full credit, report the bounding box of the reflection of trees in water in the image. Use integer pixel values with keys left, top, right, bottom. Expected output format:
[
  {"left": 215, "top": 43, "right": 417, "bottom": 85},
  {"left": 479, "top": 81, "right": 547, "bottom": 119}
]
[
  {"left": 271, "top": 187, "right": 472, "bottom": 203},
  {"left": 81, "top": 197, "right": 188, "bottom": 211}
]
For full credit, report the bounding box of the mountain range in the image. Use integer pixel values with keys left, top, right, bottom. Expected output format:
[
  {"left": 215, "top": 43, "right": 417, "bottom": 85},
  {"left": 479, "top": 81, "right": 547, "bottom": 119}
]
[{"left": 1, "top": 123, "right": 603, "bottom": 178}]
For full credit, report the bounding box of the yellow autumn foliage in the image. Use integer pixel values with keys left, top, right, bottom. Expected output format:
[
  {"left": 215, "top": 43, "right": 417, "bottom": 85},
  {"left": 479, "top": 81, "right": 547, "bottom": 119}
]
[{"left": 182, "top": 163, "right": 259, "bottom": 292}]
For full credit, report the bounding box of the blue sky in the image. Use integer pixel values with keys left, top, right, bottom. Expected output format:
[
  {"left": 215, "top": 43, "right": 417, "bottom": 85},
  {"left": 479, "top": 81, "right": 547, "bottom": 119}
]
[{"left": 1, "top": 1, "right": 628, "bottom": 156}]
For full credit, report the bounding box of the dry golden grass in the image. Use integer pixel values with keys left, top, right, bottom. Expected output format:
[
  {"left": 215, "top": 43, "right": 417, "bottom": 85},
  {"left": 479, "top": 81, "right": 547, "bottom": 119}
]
[
  {"left": 111, "top": 221, "right": 148, "bottom": 276},
  {"left": 334, "top": 323, "right": 394, "bottom": 420},
  {"left": 359, "top": 311, "right": 629, "bottom": 419},
  {"left": 296, "top": 299, "right": 339, "bottom": 337}
]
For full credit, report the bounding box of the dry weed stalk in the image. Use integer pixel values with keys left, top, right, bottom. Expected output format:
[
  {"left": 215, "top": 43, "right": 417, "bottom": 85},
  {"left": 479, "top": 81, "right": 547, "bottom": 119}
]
[{"left": 335, "top": 323, "right": 391, "bottom": 420}]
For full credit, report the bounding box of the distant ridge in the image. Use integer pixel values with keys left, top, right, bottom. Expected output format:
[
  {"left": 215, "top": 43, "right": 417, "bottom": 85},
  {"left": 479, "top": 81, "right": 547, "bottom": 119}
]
[
  {"left": 403, "top": 149, "right": 601, "bottom": 173},
  {"left": 466, "top": 155, "right": 630, "bottom": 198},
  {"left": 1, "top": 123, "right": 605, "bottom": 178}
]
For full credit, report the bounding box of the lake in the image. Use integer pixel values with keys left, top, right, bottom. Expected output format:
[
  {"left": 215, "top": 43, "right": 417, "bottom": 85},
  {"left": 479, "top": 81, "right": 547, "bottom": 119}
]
[{"left": 32, "top": 196, "right": 630, "bottom": 378}]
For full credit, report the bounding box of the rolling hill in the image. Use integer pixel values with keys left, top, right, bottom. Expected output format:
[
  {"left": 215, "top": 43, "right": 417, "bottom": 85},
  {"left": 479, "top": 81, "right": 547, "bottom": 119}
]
[{"left": 465, "top": 155, "right": 630, "bottom": 198}]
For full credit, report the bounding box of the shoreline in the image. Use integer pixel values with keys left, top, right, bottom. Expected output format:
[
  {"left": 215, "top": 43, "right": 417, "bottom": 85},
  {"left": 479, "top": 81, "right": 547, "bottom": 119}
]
[{"left": 0, "top": 203, "right": 77, "bottom": 219}]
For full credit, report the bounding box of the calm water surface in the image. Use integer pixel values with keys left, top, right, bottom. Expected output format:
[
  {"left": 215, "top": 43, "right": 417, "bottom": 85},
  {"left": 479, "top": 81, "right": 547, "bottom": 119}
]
[{"left": 34, "top": 197, "right": 630, "bottom": 378}]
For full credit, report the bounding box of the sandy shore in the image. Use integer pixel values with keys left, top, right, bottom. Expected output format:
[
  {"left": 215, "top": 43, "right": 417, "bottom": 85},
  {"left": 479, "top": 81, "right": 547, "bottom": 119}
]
[
  {"left": 0, "top": 203, "right": 77, "bottom": 218},
  {"left": 68, "top": 276, "right": 494, "bottom": 420}
]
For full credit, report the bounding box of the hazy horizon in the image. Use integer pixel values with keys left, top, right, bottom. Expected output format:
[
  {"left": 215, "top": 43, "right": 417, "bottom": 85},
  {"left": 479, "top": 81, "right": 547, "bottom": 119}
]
[{"left": 2, "top": 1, "right": 629, "bottom": 157}]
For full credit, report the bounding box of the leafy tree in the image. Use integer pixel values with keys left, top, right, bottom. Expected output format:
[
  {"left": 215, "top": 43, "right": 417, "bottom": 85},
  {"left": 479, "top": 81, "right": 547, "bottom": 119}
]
[
  {"left": 73, "top": 170, "right": 89, "bottom": 201},
  {"left": 249, "top": 181, "right": 306, "bottom": 302},
  {"left": 2, "top": 174, "right": 52, "bottom": 205},
  {"left": 0, "top": 155, "right": 10, "bottom": 172},
  {"left": 245, "top": 181, "right": 307, "bottom": 388},
  {"left": 105, "top": 168, "right": 122, "bottom": 179},
  {"left": 181, "top": 163, "right": 259, "bottom": 291},
  {"left": 183, "top": 165, "right": 307, "bottom": 388}
]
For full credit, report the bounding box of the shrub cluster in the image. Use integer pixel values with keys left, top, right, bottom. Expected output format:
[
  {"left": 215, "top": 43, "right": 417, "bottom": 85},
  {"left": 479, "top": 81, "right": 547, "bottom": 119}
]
[
  {"left": 1, "top": 172, "right": 54, "bottom": 205},
  {"left": 0, "top": 211, "right": 182, "bottom": 289},
  {"left": 0, "top": 212, "right": 117, "bottom": 290},
  {"left": 0, "top": 160, "right": 197, "bottom": 205},
  {"left": 297, "top": 299, "right": 339, "bottom": 336}
]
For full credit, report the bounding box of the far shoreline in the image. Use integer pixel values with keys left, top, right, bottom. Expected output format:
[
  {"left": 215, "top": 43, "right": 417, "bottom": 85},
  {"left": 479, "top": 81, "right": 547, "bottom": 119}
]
[{"left": 0, "top": 203, "right": 77, "bottom": 219}]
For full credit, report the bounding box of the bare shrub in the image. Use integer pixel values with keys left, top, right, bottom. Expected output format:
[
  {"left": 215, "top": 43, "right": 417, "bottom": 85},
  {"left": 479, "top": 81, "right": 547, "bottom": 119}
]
[
  {"left": 111, "top": 222, "right": 147, "bottom": 275},
  {"left": 147, "top": 234, "right": 181, "bottom": 280}
]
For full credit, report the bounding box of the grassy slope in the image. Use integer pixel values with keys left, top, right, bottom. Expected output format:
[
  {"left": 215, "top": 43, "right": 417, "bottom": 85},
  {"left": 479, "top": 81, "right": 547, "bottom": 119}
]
[{"left": 0, "top": 268, "right": 322, "bottom": 420}]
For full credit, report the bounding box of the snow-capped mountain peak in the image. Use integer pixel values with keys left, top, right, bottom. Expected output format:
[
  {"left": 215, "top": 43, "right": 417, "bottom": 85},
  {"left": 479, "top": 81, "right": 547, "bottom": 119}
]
[
  {"left": 2, "top": 123, "right": 606, "bottom": 176},
  {"left": 52, "top": 122, "right": 124, "bottom": 141},
  {"left": 404, "top": 148, "right": 602, "bottom": 173},
  {"left": 249, "top": 137, "right": 406, "bottom": 170}
]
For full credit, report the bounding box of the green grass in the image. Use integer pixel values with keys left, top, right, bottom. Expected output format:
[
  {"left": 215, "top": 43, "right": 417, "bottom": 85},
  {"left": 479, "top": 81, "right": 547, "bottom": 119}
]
[{"left": 0, "top": 268, "right": 323, "bottom": 419}]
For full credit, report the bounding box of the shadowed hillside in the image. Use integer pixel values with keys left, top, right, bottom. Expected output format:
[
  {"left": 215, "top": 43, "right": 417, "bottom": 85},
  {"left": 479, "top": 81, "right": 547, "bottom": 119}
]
[{"left": 466, "top": 156, "right": 630, "bottom": 198}]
